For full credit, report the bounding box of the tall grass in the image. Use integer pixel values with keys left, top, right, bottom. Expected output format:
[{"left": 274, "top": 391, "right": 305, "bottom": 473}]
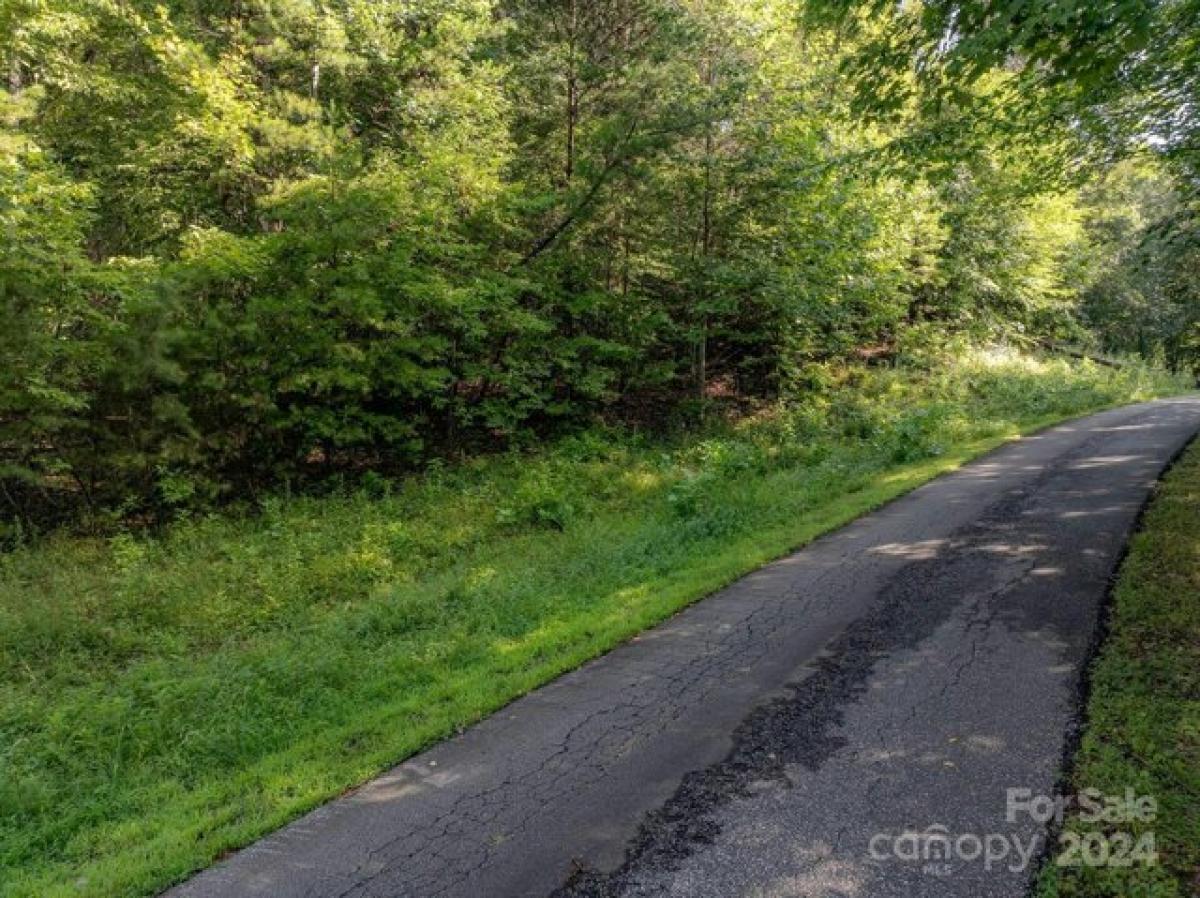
[{"left": 0, "top": 348, "right": 1188, "bottom": 897}]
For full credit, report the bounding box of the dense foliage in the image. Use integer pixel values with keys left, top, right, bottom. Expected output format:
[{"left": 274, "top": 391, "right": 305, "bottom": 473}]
[
  {"left": 2, "top": 0, "right": 1197, "bottom": 533},
  {"left": 2, "top": 4, "right": 1197, "bottom": 892}
]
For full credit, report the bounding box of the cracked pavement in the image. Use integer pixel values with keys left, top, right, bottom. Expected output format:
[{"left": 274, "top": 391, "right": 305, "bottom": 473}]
[{"left": 165, "top": 397, "right": 1200, "bottom": 898}]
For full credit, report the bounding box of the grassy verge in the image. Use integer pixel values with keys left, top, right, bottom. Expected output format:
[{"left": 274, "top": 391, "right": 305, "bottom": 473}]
[
  {"left": 0, "top": 348, "right": 1187, "bottom": 897},
  {"left": 1036, "top": 438, "right": 1200, "bottom": 898}
]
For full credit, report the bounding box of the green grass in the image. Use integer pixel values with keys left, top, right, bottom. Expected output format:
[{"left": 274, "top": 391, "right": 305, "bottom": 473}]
[
  {"left": 0, "top": 348, "right": 1187, "bottom": 897},
  {"left": 1036, "top": 437, "right": 1200, "bottom": 898}
]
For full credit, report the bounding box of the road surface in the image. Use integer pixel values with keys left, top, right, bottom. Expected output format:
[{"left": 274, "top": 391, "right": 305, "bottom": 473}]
[{"left": 166, "top": 396, "right": 1200, "bottom": 898}]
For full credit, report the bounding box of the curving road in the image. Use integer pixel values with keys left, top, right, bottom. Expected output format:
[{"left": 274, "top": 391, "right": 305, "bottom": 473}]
[{"left": 166, "top": 396, "right": 1200, "bottom": 898}]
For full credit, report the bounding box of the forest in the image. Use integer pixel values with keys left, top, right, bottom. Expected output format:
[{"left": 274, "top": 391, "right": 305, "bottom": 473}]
[
  {"left": 2, "top": 2, "right": 1200, "bottom": 897},
  {"left": 3, "top": 0, "right": 1197, "bottom": 534}
]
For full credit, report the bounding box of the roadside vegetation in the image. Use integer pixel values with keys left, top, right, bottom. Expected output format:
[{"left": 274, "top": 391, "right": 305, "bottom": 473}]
[
  {"left": 5, "top": 0, "right": 1200, "bottom": 542},
  {"left": 0, "top": 349, "right": 1186, "bottom": 897},
  {"left": 4, "top": 0, "right": 1200, "bottom": 895},
  {"left": 1038, "top": 438, "right": 1200, "bottom": 898}
]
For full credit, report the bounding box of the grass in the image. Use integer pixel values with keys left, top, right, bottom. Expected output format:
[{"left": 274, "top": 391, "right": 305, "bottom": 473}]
[
  {"left": 1036, "top": 436, "right": 1200, "bottom": 898},
  {"left": 0, "top": 347, "right": 1188, "bottom": 897}
]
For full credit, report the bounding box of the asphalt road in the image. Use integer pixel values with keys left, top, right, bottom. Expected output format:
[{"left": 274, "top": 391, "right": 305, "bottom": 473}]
[{"left": 166, "top": 396, "right": 1200, "bottom": 898}]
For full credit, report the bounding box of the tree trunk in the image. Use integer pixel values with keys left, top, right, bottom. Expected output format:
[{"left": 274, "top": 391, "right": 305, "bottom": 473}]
[{"left": 564, "top": 0, "right": 578, "bottom": 184}]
